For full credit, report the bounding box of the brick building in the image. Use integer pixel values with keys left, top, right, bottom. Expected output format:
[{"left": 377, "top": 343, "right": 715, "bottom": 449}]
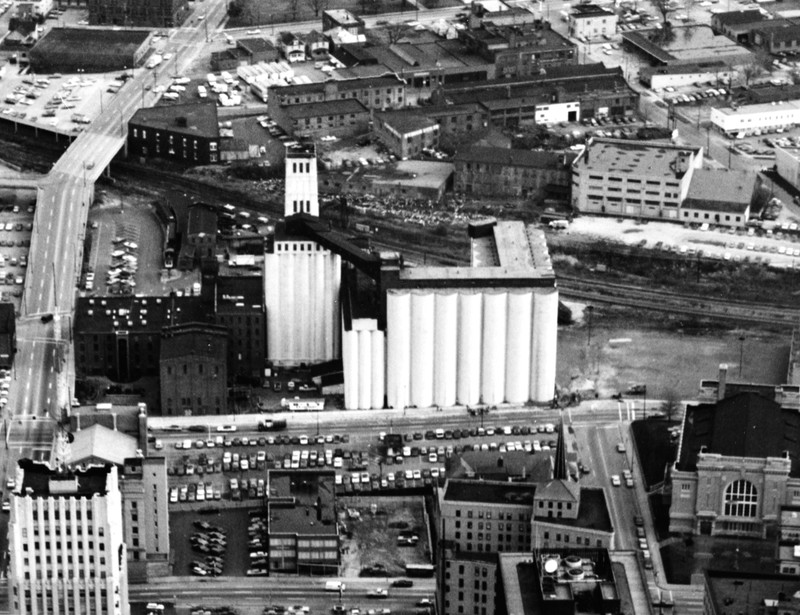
[
  {"left": 214, "top": 276, "right": 265, "bottom": 382},
  {"left": 270, "top": 75, "right": 406, "bottom": 110},
  {"left": 159, "top": 323, "right": 228, "bottom": 416},
  {"left": 459, "top": 21, "right": 578, "bottom": 78},
  {"left": 270, "top": 98, "right": 370, "bottom": 139},
  {"left": 453, "top": 147, "right": 575, "bottom": 199},
  {"left": 128, "top": 101, "right": 220, "bottom": 165}
]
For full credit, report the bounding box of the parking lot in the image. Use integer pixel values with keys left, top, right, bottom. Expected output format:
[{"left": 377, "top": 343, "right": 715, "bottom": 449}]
[
  {"left": 0, "top": 189, "right": 35, "bottom": 311},
  {"left": 83, "top": 193, "right": 201, "bottom": 297},
  {"left": 161, "top": 422, "right": 565, "bottom": 515}
]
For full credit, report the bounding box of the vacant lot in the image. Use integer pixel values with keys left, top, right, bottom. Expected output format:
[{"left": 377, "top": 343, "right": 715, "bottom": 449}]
[
  {"left": 557, "top": 306, "right": 789, "bottom": 399},
  {"left": 339, "top": 496, "right": 430, "bottom": 577}
]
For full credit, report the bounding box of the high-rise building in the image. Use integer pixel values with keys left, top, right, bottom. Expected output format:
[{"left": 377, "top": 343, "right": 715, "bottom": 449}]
[
  {"left": 264, "top": 142, "right": 341, "bottom": 366},
  {"left": 8, "top": 460, "right": 129, "bottom": 615}
]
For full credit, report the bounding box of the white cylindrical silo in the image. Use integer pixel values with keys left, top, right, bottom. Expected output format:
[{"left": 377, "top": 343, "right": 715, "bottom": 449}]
[
  {"left": 481, "top": 291, "right": 508, "bottom": 405},
  {"left": 505, "top": 291, "right": 533, "bottom": 403},
  {"left": 530, "top": 288, "right": 559, "bottom": 403},
  {"left": 410, "top": 291, "right": 435, "bottom": 409},
  {"left": 386, "top": 291, "right": 411, "bottom": 410},
  {"left": 295, "top": 250, "right": 311, "bottom": 361},
  {"left": 457, "top": 291, "right": 483, "bottom": 406},
  {"left": 330, "top": 253, "right": 342, "bottom": 358},
  {"left": 434, "top": 292, "right": 458, "bottom": 407},
  {"left": 280, "top": 252, "right": 296, "bottom": 360},
  {"left": 358, "top": 330, "right": 372, "bottom": 410},
  {"left": 342, "top": 328, "right": 360, "bottom": 409},
  {"left": 371, "top": 329, "right": 385, "bottom": 410},
  {"left": 310, "top": 250, "right": 325, "bottom": 360}
]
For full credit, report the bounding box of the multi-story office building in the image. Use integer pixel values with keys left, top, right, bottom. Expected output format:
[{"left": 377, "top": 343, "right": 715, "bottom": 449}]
[
  {"left": 439, "top": 480, "right": 535, "bottom": 554},
  {"left": 440, "top": 551, "right": 499, "bottom": 615},
  {"left": 8, "top": 460, "right": 129, "bottom": 615},
  {"left": 74, "top": 294, "right": 210, "bottom": 382},
  {"left": 571, "top": 138, "right": 703, "bottom": 220},
  {"left": 118, "top": 458, "right": 170, "bottom": 581},
  {"left": 159, "top": 323, "right": 228, "bottom": 416},
  {"left": 214, "top": 276, "right": 265, "bottom": 382}
]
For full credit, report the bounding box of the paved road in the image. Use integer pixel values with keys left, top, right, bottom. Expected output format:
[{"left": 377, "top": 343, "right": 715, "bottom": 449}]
[
  {"left": 4, "top": 0, "right": 230, "bottom": 465},
  {"left": 129, "top": 577, "right": 436, "bottom": 615}
]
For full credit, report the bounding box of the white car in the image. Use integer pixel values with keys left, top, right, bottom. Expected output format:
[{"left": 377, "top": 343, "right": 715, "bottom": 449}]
[{"left": 611, "top": 475, "right": 621, "bottom": 487}]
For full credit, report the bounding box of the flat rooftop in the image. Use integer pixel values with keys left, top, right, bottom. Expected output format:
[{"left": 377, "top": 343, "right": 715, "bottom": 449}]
[
  {"left": 576, "top": 138, "right": 701, "bottom": 177},
  {"left": 623, "top": 26, "right": 752, "bottom": 64},
  {"left": 268, "top": 471, "right": 337, "bottom": 535},
  {"left": 395, "top": 220, "right": 555, "bottom": 286},
  {"left": 706, "top": 570, "right": 800, "bottom": 615},
  {"left": 713, "top": 99, "right": 800, "bottom": 117},
  {"left": 18, "top": 459, "right": 111, "bottom": 497},
  {"left": 443, "top": 478, "right": 535, "bottom": 505}
]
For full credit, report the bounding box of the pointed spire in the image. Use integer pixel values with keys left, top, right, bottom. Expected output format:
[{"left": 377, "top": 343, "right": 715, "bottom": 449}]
[{"left": 553, "top": 417, "right": 568, "bottom": 481}]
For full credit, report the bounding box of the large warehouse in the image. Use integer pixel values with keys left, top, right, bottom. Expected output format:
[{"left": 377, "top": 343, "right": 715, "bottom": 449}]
[{"left": 28, "top": 28, "right": 153, "bottom": 73}]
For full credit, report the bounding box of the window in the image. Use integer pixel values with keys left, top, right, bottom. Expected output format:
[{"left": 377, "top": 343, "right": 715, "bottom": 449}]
[{"left": 724, "top": 480, "right": 758, "bottom": 517}]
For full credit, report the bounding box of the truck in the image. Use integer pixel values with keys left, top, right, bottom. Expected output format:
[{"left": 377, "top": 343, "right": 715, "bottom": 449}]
[
  {"left": 146, "top": 54, "right": 163, "bottom": 69},
  {"left": 258, "top": 419, "right": 287, "bottom": 432},
  {"left": 325, "top": 581, "right": 346, "bottom": 593}
]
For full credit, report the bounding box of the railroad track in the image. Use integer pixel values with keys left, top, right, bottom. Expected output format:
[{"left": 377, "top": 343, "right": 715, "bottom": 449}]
[{"left": 558, "top": 275, "right": 800, "bottom": 328}]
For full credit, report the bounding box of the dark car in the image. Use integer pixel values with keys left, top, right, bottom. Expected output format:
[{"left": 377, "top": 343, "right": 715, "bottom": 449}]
[{"left": 391, "top": 579, "right": 414, "bottom": 588}]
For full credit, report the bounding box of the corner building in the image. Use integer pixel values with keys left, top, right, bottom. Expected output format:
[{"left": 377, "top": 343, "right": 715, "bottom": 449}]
[{"left": 8, "top": 461, "right": 129, "bottom": 615}]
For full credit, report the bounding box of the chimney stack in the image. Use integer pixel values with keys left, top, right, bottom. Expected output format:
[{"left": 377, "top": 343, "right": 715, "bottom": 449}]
[{"left": 718, "top": 363, "right": 728, "bottom": 401}]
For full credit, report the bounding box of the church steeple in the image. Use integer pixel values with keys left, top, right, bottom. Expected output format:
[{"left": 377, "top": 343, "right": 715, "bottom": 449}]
[{"left": 553, "top": 418, "right": 569, "bottom": 481}]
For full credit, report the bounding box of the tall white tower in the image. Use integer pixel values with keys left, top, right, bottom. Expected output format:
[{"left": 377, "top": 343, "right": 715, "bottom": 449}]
[
  {"left": 265, "top": 141, "right": 341, "bottom": 366},
  {"left": 285, "top": 142, "right": 319, "bottom": 217}
]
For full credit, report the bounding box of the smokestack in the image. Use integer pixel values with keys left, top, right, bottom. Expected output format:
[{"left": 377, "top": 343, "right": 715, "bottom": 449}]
[
  {"left": 111, "top": 413, "right": 117, "bottom": 431},
  {"left": 718, "top": 363, "right": 728, "bottom": 401},
  {"left": 138, "top": 404, "right": 148, "bottom": 456}
]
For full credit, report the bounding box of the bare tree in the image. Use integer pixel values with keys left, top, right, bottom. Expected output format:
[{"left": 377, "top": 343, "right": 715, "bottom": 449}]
[
  {"left": 652, "top": 0, "right": 675, "bottom": 30},
  {"left": 742, "top": 57, "right": 765, "bottom": 86},
  {"left": 306, "top": 0, "right": 328, "bottom": 17},
  {"left": 386, "top": 22, "right": 410, "bottom": 44},
  {"left": 660, "top": 389, "right": 681, "bottom": 421}
]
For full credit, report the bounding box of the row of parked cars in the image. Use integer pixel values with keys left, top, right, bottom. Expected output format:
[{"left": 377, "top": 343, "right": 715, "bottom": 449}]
[{"left": 662, "top": 87, "right": 728, "bottom": 106}]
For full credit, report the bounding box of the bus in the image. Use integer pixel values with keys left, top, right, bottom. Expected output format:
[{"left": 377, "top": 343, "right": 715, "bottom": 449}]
[
  {"left": 281, "top": 398, "right": 325, "bottom": 412},
  {"left": 405, "top": 564, "right": 435, "bottom": 578}
]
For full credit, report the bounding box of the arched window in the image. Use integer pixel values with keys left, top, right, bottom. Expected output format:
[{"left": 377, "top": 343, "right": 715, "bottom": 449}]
[{"left": 724, "top": 480, "right": 758, "bottom": 517}]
